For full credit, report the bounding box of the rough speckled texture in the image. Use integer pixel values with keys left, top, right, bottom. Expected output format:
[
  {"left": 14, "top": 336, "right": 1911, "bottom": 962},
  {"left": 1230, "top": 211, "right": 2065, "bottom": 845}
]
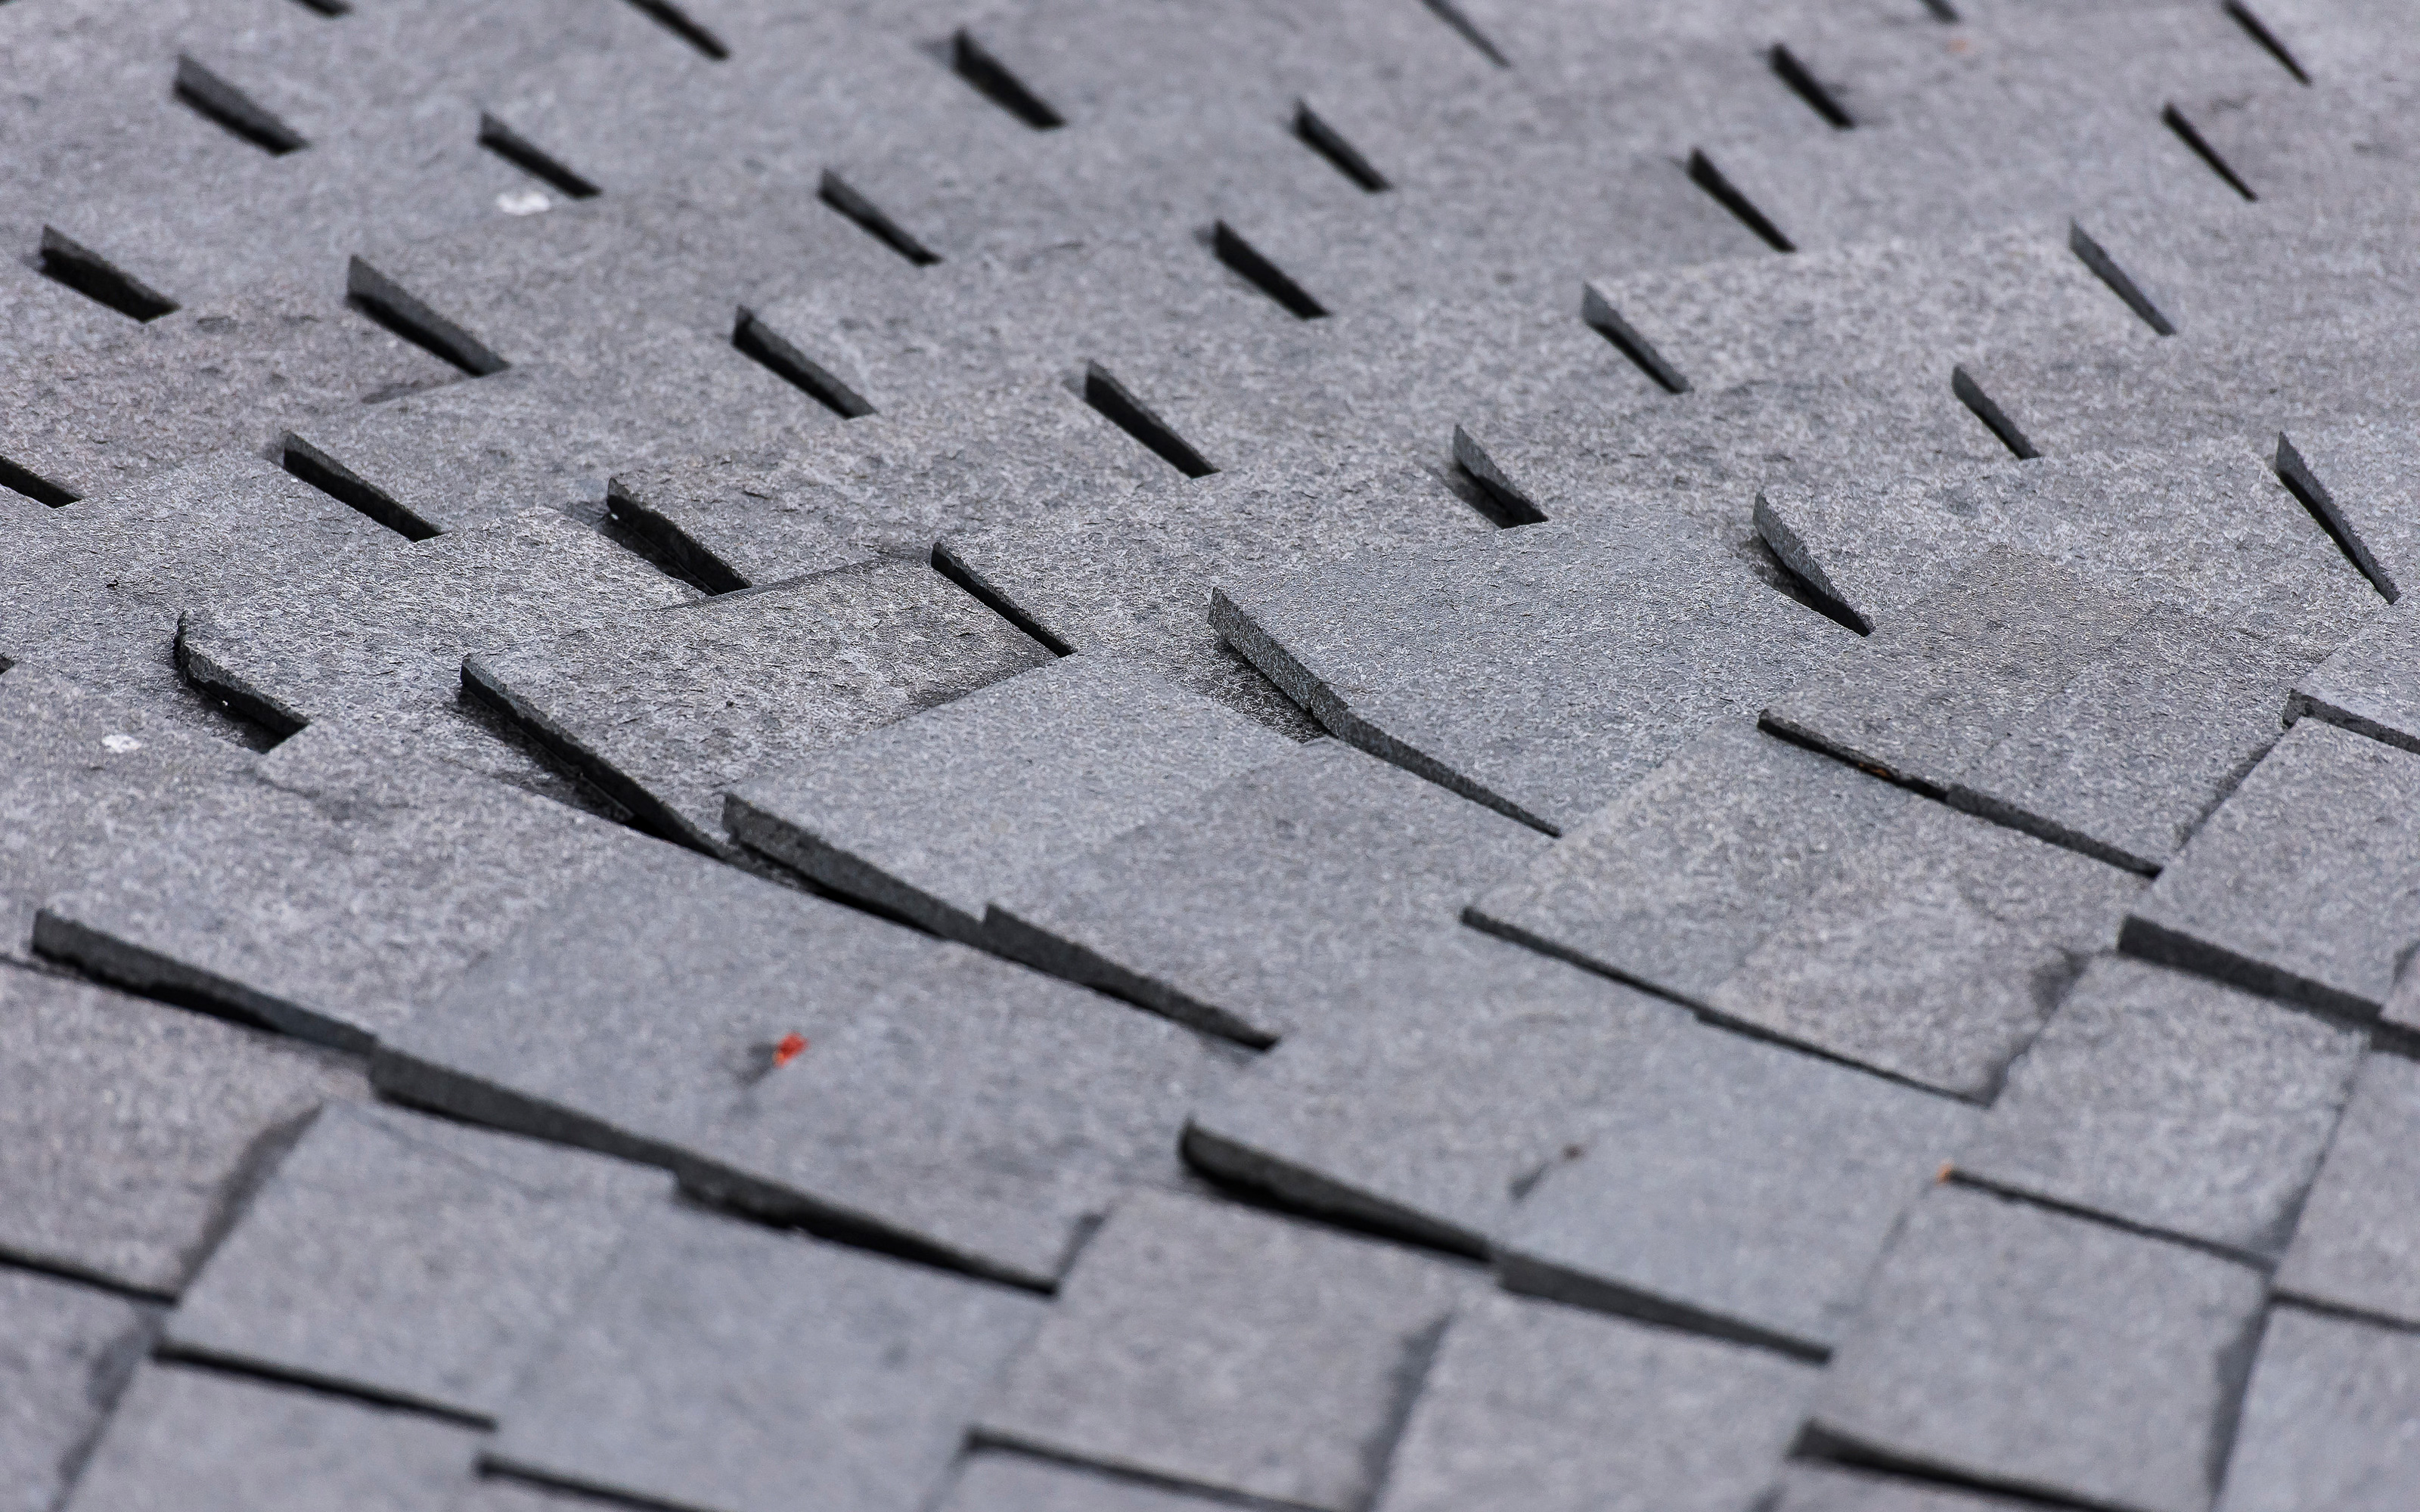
[
  {"left": 0, "top": 1267, "right": 156, "bottom": 1512},
  {"left": 2273, "top": 1053, "right": 2420, "bottom": 1326},
  {"left": 2215, "top": 1307, "right": 2420, "bottom": 1512}
]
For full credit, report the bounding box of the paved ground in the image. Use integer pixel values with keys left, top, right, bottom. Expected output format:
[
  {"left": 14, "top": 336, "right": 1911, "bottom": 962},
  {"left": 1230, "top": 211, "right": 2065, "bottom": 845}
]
[{"left": 3, "top": 1, "right": 2417, "bottom": 1509}]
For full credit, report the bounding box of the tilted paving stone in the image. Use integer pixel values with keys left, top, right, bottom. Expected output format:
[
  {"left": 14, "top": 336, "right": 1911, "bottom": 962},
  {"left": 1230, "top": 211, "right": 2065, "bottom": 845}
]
[
  {"left": 1466, "top": 721, "right": 1918, "bottom": 1006},
  {"left": 489, "top": 1202, "right": 1045, "bottom": 1512},
  {"left": 2069, "top": 194, "right": 2420, "bottom": 342},
  {"left": 2275, "top": 418, "right": 2420, "bottom": 602},
  {"left": 2120, "top": 720, "right": 2420, "bottom": 1016},
  {"left": 34, "top": 723, "right": 666, "bottom": 1052},
  {"left": 1807, "top": 1185, "right": 2268, "bottom": 1512},
  {"left": 2271, "top": 1052, "right": 2420, "bottom": 1326},
  {"left": 1210, "top": 516, "right": 1849, "bottom": 834},
  {"left": 1704, "top": 801, "right": 2145, "bottom": 1101},
  {"left": 61, "top": 1362, "right": 481, "bottom": 1512},
  {"left": 1769, "top": 1464, "right": 2036, "bottom": 1511},
  {"left": 1373, "top": 1289, "right": 1820, "bottom": 1512},
  {"left": 375, "top": 848, "right": 1233, "bottom": 1289},
  {"left": 162, "top": 1101, "right": 669, "bottom": 1423},
  {"left": 0, "top": 1266, "right": 157, "bottom": 1512},
  {"left": 973, "top": 1189, "right": 1471, "bottom": 1512},
  {"left": 936, "top": 1453, "right": 1236, "bottom": 1512},
  {"left": 2214, "top": 1306, "right": 2420, "bottom": 1512},
  {"left": 463, "top": 558, "right": 1053, "bottom": 854},
  {"left": 2163, "top": 70, "right": 2419, "bottom": 212},
  {"left": 1494, "top": 1023, "right": 1979, "bottom": 1358},
  {"left": 2287, "top": 605, "right": 2420, "bottom": 762},
  {"left": 1956, "top": 956, "right": 2365, "bottom": 1261},
  {"left": 0, "top": 964, "right": 366, "bottom": 1297},
  {"left": 724, "top": 654, "right": 1296, "bottom": 943}
]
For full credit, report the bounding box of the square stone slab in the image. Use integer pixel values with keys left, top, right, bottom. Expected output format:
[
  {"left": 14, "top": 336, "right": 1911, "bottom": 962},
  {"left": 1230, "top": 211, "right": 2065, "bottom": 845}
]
[
  {"left": 488, "top": 1203, "right": 1045, "bottom": 1512},
  {"left": 0, "top": 964, "right": 366, "bottom": 1295},
  {"left": 1770, "top": 1464, "right": 2038, "bottom": 1510},
  {"left": 2276, "top": 418, "right": 2420, "bottom": 602},
  {"left": 0, "top": 1267, "right": 157, "bottom": 1512},
  {"left": 2289, "top": 592, "right": 2420, "bottom": 754},
  {"left": 974, "top": 1189, "right": 1469, "bottom": 1512},
  {"left": 937, "top": 1454, "right": 1238, "bottom": 1512},
  {"left": 1375, "top": 1290, "right": 1820, "bottom": 1512},
  {"left": 1497, "top": 1024, "right": 1980, "bottom": 1357},
  {"left": 2214, "top": 1306, "right": 2420, "bottom": 1512},
  {"left": 163, "top": 1101, "right": 669, "bottom": 1422},
  {"left": 2273, "top": 1052, "right": 2420, "bottom": 1326},
  {"left": 2121, "top": 719, "right": 2420, "bottom": 1016},
  {"left": 724, "top": 654, "right": 1295, "bottom": 943},
  {"left": 1808, "top": 1185, "right": 2267, "bottom": 1512}
]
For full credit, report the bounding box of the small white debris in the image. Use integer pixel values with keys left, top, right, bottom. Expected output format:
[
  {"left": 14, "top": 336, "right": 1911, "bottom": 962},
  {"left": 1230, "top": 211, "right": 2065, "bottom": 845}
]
[
  {"left": 101, "top": 733, "right": 142, "bottom": 754},
  {"left": 496, "top": 188, "right": 553, "bottom": 216}
]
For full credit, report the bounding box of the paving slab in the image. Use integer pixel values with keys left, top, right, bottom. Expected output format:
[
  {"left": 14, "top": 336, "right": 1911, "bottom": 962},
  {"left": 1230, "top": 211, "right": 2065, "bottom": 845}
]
[
  {"left": 489, "top": 1203, "right": 1045, "bottom": 1512},
  {"left": 34, "top": 723, "right": 664, "bottom": 1052},
  {"left": 63, "top": 1362, "right": 481, "bottom": 1512},
  {"left": 2214, "top": 1306, "right": 2420, "bottom": 1512},
  {"left": 1705, "top": 800, "right": 2145, "bottom": 1100},
  {"left": 1807, "top": 1185, "right": 2268, "bottom": 1512},
  {"left": 1468, "top": 721, "right": 1918, "bottom": 1005},
  {"left": 1374, "top": 1289, "right": 1819, "bottom": 1512},
  {"left": 1496, "top": 1024, "right": 1979, "bottom": 1357},
  {"left": 1212, "top": 516, "right": 1848, "bottom": 835},
  {"left": 2275, "top": 418, "right": 2420, "bottom": 602},
  {"left": 2273, "top": 1052, "right": 2420, "bottom": 1325},
  {"left": 464, "top": 558, "right": 1053, "bottom": 854},
  {"left": 2121, "top": 719, "right": 2420, "bottom": 1016},
  {"left": 937, "top": 1454, "right": 1234, "bottom": 1512},
  {"left": 1957, "top": 956, "right": 2364, "bottom": 1260},
  {"left": 2068, "top": 195, "right": 2420, "bottom": 345},
  {"left": 724, "top": 654, "right": 1295, "bottom": 943},
  {"left": 973, "top": 1190, "right": 1469, "bottom": 1512},
  {"left": 0, "top": 965, "right": 367, "bottom": 1296},
  {"left": 986, "top": 739, "right": 1551, "bottom": 1046},
  {"left": 375, "top": 847, "right": 1231, "bottom": 1288},
  {"left": 0, "top": 1267, "right": 157, "bottom": 1512},
  {"left": 1770, "top": 1464, "right": 2035, "bottom": 1510},
  {"left": 163, "top": 1102, "right": 669, "bottom": 1422},
  {"left": 2289, "top": 589, "right": 2420, "bottom": 754}
]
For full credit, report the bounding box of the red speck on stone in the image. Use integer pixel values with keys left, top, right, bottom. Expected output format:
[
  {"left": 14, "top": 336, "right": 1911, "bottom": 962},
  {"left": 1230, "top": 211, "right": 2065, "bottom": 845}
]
[{"left": 773, "top": 1033, "right": 808, "bottom": 1067}]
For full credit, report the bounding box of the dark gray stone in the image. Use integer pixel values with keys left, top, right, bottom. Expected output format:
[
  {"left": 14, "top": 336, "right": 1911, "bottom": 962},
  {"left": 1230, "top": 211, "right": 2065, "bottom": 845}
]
[
  {"left": 164, "top": 1102, "right": 669, "bottom": 1422},
  {"left": 1808, "top": 1185, "right": 2267, "bottom": 1512},
  {"left": 464, "top": 559, "right": 1053, "bottom": 854},
  {"left": 1957, "top": 956, "right": 2365, "bottom": 1259},
  {"left": 2289, "top": 593, "right": 2420, "bottom": 754},
  {"left": 1497, "top": 1024, "right": 1979, "bottom": 1356},
  {"left": 2121, "top": 720, "right": 2420, "bottom": 1016},
  {"left": 488, "top": 1203, "right": 1044, "bottom": 1512},
  {"left": 0, "top": 964, "right": 366, "bottom": 1295},
  {"left": 63, "top": 1363, "right": 480, "bottom": 1512},
  {"left": 2276, "top": 419, "right": 2420, "bottom": 602},
  {"left": 2273, "top": 1052, "right": 2420, "bottom": 1326},
  {"left": 724, "top": 654, "right": 1294, "bottom": 943},
  {"left": 1770, "top": 1464, "right": 2033, "bottom": 1511},
  {"left": 973, "top": 1190, "right": 1469, "bottom": 1512},
  {"left": 2215, "top": 1306, "right": 2420, "bottom": 1512},
  {"left": 1373, "top": 1290, "right": 1819, "bottom": 1512},
  {"left": 375, "top": 849, "right": 1231, "bottom": 1289},
  {"left": 0, "top": 1267, "right": 156, "bottom": 1512}
]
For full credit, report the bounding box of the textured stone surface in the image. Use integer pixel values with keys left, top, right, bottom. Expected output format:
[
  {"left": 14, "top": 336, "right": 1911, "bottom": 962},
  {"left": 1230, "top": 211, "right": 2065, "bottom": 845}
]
[
  {"left": 2276, "top": 418, "right": 2420, "bottom": 601},
  {"left": 936, "top": 1455, "right": 1236, "bottom": 1512},
  {"left": 2215, "top": 1306, "right": 2420, "bottom": 1512},
  {"left": 1810, "top": 1185, "right": 2268, "bottom": 1512},
  {"left": 0, "top": 1268, "right": 155, "bottom": 1512},
  {"left": 1770, "top": 1464, "right": 2035, "bottom": 1511},
  {"left": 2289, "top": 593, "right": 2420, "bottom": 754},
  {"left": 489, "top": 1203, "right": 1044, "bottom": 1512},
  {"left": 2273, "top": 1052, "right": 2420, "bottom": 1326},
  {"left": 976, "top": 1190, "right": 1468, "bottom": 1512}
]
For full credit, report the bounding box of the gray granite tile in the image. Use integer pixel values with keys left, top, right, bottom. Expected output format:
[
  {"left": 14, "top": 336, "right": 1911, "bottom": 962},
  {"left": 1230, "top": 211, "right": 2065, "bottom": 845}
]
[
  {"left": 2289, "top": 592, "right": 2420, "bottom": 754},
  {"left": 0, "top": 1267, "right": 157, "bottom": 1512},
  {"left": 1705, "top": 801, "right": 2145, "bottom": 1100},
  {"left": 65, "top": 1362, "right": 480, "bottom": 1512},
  {"left": 1808, "top": 1185, "right": 2267, "bottom": 1512},
  {"left": 164, "top": 1102, "right": 668, "bottom": 1422},
  {"left": 376, "top": 848, "right": 1230, "bottom": 1289},
  {"left": 974, "top": 1190, "right": 1469, "bottom": 1512},
  {"left": 2121, "top": 719, "right": 2420, "bottom": 1016},
  {"left": 1497, "top": 1024, "right": 1978, "bottom": 1356},
  {"left": 2214, "top": 1306, "right": 2420, "bottom": 1512},
  {"left": 1770, "top": 1464, "right": 2034, "bottom": 1511},
  {"left": 464, "top": 559, "right": 1053, "bottom": 854},
  {"left": 2273, "top": 1052, "right": 2420, "bottom": 1326},
  {"left": 1468, "top": 722, "right": 1918, "bottom": 1005},
  {"left": 0, "top": 964, "right": 366, "bottom": 1295},
  {"left": 725, "top": 654, "right": 1294, "bottom": 942},
  {"left": 937, "top": 1454, "right": 1233, "bottom": 1512},
  {"left": 1958, "top": 956, "right": 2364, "bottom": 1259},
  {"left": 489, "top": 1204, "right": 1044, "bottom": 1512},
  {"left": 2276, "top": 418, "right": 2420, "bottom": 603},
  {"left": 1374, "top": 1290, "right": 1819, "bottom": 1512}
]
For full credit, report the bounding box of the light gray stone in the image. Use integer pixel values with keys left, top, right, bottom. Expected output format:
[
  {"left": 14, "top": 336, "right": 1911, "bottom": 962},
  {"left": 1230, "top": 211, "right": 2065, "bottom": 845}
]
[
  {"left": 1808, "top": 1185, "right": 2268, "bottom": 1512},
  {"left": 2276, "top": 418, "right": 2420, "bottom": 602},
  {"left": 2290, "top": 591, "right": 2420, "bottom": 754},
  {"left": 973, "top": 1190, "right": 1469, "bottom": 1512},
  {"left": 1958, "top": 956, "right": 2365, "bottom": 1259},
  {"left": 1374, "top": 1290, "right": 1819, "bottom": 1512},
  {"left": 2273, "top": 1052, "right": 2420, "bottom": 1326},
  {"left": 2121, "top": 719, "right": 2420, "bottom": 1016},
  {"left": 2215, "top": 1306, "right": 2420, "bottom": 1512},
  {"left": 1497, "top": 1024, "right": 1979, "bottom": 1356},
  {"left": 0, "top": 964, "right": 366, "bottom": 1295},
  {"left": 488, "top": 1204, "right": 1044, "bottom": 1512},
  {"left": 1770, "top": 1464, "right": 2035, "bottom": 1511},
  {"left": 938, "top": 1454, "right": 1233, "bottom": 1512},
  {"left": 164, "top": 1102, "right": 669, "bottom": 1422},
  {"left": 0, "top": 1268, "right": 156, "bottom": 1512},
  {"left": 724, "top": 654, "right": 1294, "bottom": 942}
]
